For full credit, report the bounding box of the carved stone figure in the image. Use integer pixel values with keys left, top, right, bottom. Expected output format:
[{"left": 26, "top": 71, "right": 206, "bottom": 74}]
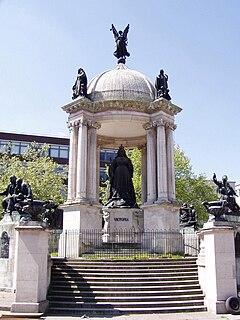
[
  {"left": 72, "top": 68, "right": 88, "bottom": 99},
  {"left": 155, "top": 69, "right": 171, "bottom": 100},
  {"left": 179, "top": 203, "right": 198, "bottom": 230},
  {"left": 110, "top": 24, "right": 130, "bottom": 64},
  {"left": 202, "top": 173, "right": 240, "bottom": 222},
  {"left": 0, "top": 175, "right": 17, "bottom": 215},
  {"left": 105, "top": 145, "right": 137, "bottom": 208},
  {"left": 0, "top": 231, "right": 10, "bottom": 259}
]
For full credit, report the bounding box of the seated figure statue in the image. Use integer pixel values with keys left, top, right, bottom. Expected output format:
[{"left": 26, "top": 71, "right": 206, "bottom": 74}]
[
  {"left": 179, "top": 203, "right": 198, "bottom": 230},
  {"left": 0, "top": 175, "right": 17, "bottom": 215}
]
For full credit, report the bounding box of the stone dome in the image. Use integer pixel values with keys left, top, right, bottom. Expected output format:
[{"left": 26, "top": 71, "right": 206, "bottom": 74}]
[{"left": 87, "top": 63, "right": 156, "bottom": 103}]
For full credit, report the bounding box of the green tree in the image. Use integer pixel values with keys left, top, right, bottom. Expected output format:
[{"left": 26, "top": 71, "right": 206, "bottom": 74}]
[
  {"left": 174, "top": 145, "right": 217, "bottom": 225},
  {"left": 0, "top": 143, "right": 68, "bottom": 217}
]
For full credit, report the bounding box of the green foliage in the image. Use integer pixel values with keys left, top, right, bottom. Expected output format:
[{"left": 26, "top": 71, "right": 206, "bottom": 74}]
[
  {"left": 126, "top": 149, "right": 142, "bottom": 206},
  {"left": 99, "top": 164, "right": 110, "bottom": 205},
  {"left": 174, "top": 145, "right": 217, "bottom": 225},
  {"left": 0, "top": 143, "right": 68, "bottom": 217}
]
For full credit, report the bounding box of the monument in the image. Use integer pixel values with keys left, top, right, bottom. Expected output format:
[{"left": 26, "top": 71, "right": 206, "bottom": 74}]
[
  {"left": 61, "top": 25, "right": 182, "bottom": 238},
  {"left": 203, "top": 173, "right": 240, "bottom": 222}
]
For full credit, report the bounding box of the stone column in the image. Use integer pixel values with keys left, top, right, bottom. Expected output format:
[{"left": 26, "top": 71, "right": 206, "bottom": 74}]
[
  {"left": 76, "top": 119, "right": 88, "bottom": 202},
  {"left": 87, "top": 121, "right": 101, "bottom": 204},
  {"left": 166, "top": 123, "right": 176, "bottom": 202},
  {"left": 198, "top": 222, "right": 237, "bottom": 314},
  {"left": 144, "top": 123, "right": 157, "bottom": 204},
  {"left": 67, "top": 122, "right": 78, "bottom": 202},
  {"left": 96, "top": 145, "right": 101, "bottom": 203},
  {"left": 155, "top": 119, "right": 168, "bottom": 202},
  {"left": 141, "top": 145, "right": 147, "bottom": 204}
]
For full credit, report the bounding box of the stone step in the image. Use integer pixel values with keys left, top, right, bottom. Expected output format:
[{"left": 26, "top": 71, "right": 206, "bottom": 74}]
[
  {"left": 50, "top": 283, "right": 202, "bottom": 291},
  {"left": 52, "top": 266, "right": 198, "bottom": 272},
  {"left": 51, "top": 271, "right": 198, "bottom": 278},
  {"left": 53, "top": 257, "right": 197, "bottom": 265},
  {"left": 48, "top": 305, "right": 206, "bottom": 314},
  {"left": 48, "top": 257, "right": 206, "bottom": 314},
  {"left": 48, "top": 293, "right": 205, "bottom": 302},
  {"left": 50, "top": 279, "right": 200, "bottom": 288},
  {"left": 49, "top": 274, "right": 198, "bottom": 283},
  {"left": 49, "top": 298, "right": 205, "bottom": 309},
  {"left": 49, "top": 288, "right": 204, "bottom": 296}
]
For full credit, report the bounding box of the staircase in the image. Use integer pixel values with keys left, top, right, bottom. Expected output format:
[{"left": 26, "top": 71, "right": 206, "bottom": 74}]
[{"left": 47, "top": 257, "right": 206, "bottom": 315}]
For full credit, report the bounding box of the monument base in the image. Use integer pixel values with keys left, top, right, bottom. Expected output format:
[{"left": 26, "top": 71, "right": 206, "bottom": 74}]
[
  {"left": 11, "top": 300, "right": 48, "bottom": 313},
  {"left": 142, "top": 202, "right": 180, "bottom": 230},
  {"left": 101, "top": 208, "right": 143, "bottom": 243},
  {"left": 58, "top": 203, "right": 102, "bottom": 258},
  {"left": 102, "top": 208, "right": 143, "bottom": 231},
  {"left": 61, "top": 203, "right": 102, "bottom": 230},
  {"left": 198, "top": 221, "right": 237, "bottom": 314}
]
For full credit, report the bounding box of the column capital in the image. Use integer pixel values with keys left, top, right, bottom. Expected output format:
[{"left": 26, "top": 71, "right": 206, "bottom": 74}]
[
  {"left": 166, "top": 122, "right": 177, "bottom": 131},
  {"left": 76, "top": 119, "right": 88, "bottom": 128},
  {"left": 153, "top": 119, "right": 167, "bottom": 127},
  {"left": 143, "top": 121, "right": 154, "bottom": 130},
  {"left": 88, "top": 120, "right": 101, "bottom": 130},
  {"left": 67, "top": 119, "right": 88, "bottom": 128}
]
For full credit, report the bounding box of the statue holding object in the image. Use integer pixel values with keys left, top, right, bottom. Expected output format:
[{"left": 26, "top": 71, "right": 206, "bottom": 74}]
[
  {"left": 155, "top": 69, "right": 171, "bottom": 100},
  {"left": 72, "top": 68, "right": 88, "bottom": 99},
  {"left": 202, "top": 173, "right": 240, "bottom": 222},
  {"left": 110, "top": 24, "right": 130, "bottom": 64}
]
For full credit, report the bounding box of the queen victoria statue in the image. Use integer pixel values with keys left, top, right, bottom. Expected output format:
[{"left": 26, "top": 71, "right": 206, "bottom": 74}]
[{"left": 105, "top": 146, "right": 138, "bottom": 208}]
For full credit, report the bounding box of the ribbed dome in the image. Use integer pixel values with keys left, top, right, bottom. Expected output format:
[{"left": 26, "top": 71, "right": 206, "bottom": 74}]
[{"left": 87, "top": 64, "right": 156, "bottom": 103}]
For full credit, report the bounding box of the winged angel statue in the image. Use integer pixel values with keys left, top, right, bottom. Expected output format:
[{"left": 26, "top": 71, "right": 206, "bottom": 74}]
[{"left": 110, "top": 24, "right": 130, "bottom": 63}]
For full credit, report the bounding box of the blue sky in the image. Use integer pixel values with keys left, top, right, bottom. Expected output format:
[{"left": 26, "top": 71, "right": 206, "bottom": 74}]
[{"left": 1, "top": 0, "right": 240, "bottom": 183}]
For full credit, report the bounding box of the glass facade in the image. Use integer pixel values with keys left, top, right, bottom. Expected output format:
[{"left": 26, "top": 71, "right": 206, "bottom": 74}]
[{"left": 0, "top": 140, "right": 69, "bottom": 160}]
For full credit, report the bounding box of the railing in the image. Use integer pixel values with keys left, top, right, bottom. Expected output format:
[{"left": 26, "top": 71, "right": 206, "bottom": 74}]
[{"left": 49, "top": 228, "right": 199, "bottom": 259}]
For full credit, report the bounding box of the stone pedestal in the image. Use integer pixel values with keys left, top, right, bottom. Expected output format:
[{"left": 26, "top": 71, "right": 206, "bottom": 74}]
[
  {"left": 142, "top": 203, "right": 179, "bottom": 230},
  {"left": 11, "top": 221, "right": 50, "bottom": 313},
  {"left": 197, "top": 221, "right": 237, "bottom": 314},
  {"left": 61, "top": 203, "right": 102, "bottom": 230},
  {"left": 102, "top": 208, "right": 143, "bottom": 231},
  {"left": 101, "top": 208, "right": 143, "bottom": 244},
  {"left": 59, "top": 204, "right": 102, "bottom": 258}
]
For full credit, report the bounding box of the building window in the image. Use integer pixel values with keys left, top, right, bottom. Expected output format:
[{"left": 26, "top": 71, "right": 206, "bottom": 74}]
[
  {"left": 59, "top": 147, "right": 69, "bottom": 159},
  {"left": 100, "top": 149, "right": 117, "bottom": 163}
]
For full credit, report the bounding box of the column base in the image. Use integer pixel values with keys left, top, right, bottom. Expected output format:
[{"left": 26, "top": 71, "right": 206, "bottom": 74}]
[
  {"left": 205, "top": 298, "right": 228, "bottom": 314},
  {"left": 11, "top": 300, "right": 49, "bottom": 313}
]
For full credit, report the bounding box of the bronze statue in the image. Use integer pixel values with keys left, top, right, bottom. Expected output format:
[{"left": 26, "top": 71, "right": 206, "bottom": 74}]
[
  {"left": 0, "top": 175, "right": 17, "bottom": 215},
  {"left": 179, "top": 203, "right": 198, "bottom": 230},
  {"left": 155, "top": 69, "right": 171, "bottom": 100},
  {"left": 203, "top": 173, "right": 240, "bottom": 222},
  {"left": 72, "top": 68, "right": 88, "bottom": 99},
  {"left": 105, "top": 145, "right": 137, "bottom": 208},
  {"left": 9, "top": 178, "right": 33, "bottom": 214},
  {"left": 0, "top": 175, "right": 57, "bottom": 224},
  {"left": 110, "top": 24, "right": 130, "bottom": 64}
]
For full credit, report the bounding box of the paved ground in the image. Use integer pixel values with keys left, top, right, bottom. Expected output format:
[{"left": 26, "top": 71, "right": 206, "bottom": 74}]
[
  {"left": 40, "top": 312, "right": 240, "bottom": 320},
  {"left": 1, "top": 311, "right": 240, "bottom": 320}
]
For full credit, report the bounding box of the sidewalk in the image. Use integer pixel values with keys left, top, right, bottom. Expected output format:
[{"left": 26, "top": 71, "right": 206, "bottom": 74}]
[
  {"left": 1, "top": 311, "right": 240, "bottom": 320},
  {"left": 41, "top": 312, "right": 240, "bottom": 320}
]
